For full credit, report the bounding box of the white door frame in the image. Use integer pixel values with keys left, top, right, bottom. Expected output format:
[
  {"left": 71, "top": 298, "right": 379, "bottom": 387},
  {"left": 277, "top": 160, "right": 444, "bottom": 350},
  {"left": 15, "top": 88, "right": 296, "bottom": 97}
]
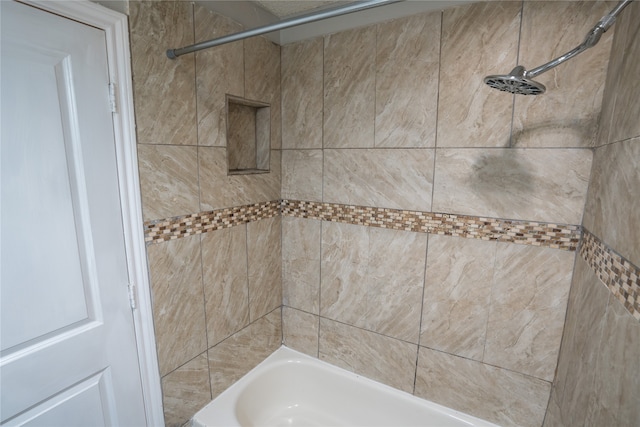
[{"left": 16, "top": 1, "right": 164, "bottom": 424}]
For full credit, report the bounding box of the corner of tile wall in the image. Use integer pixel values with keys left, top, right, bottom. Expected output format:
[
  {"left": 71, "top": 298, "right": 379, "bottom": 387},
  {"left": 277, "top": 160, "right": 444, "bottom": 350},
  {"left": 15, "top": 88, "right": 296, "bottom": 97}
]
[
  {"left": 596, "top": 0, "right": 640, "bottom": 147},
  {"left": 546, "top": 2, "right": 640, "bottom": 425},
  {"left": 282, "top": 306, "right": 319, "bottom": 358}
]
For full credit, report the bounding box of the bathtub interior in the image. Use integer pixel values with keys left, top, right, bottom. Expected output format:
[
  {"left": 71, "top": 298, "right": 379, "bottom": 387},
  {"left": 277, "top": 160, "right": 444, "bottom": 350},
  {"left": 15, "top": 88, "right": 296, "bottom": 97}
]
[{"left": 192, "top": 346, "right": 501, "bottom": 427}]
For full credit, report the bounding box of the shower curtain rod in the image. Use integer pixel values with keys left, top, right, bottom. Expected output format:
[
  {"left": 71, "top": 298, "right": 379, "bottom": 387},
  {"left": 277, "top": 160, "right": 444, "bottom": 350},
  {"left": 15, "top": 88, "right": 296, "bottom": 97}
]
[{"left": 166, "top": 0, "right": 404, "bottom": 59}]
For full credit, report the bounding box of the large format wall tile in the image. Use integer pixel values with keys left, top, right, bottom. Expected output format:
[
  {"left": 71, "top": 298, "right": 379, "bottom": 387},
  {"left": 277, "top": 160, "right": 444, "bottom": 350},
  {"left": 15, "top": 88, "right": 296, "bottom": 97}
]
[
  {"left": 130, "top": 1, "right": 196, "bottom": 146},
  {"left": 375, "top": 12, "right": 440, "bottom": 148},
  {"left": 147, "top": 235, "right": 206, "bottom": 376},
  {"left": 323, "top": 26, "right": 376, "bottom": 148},
  {"left": 512, "top": 1, "right": 612, "bottom": 148},
  {"left": 320, "top": 221, "right": 369, "bottom": 325},
  {"left": 324, "top": 149, "right": 434, "bottom": 211},
  {"left": 436, "top": 1, "right": 520, "bottom": 148},
  {"left": 282, "top": 217, "right": 321, "bottom": 314},
  {"left": 201, "top": 225, "right": 249, "bottom": 347},
  {"left": 588, "top": 293, "right": 640, "bottom": 426},
  {"left": 420, "top": 235, "right": 496, "bottom": 360},
  {"left": 282, "top": 38, "right": 323, "bottom": 149},
  {"left": 208, "top": 309, "right": 282, "bottom": 398},
  {"left": 161, "top": 353, "right": 211, "bottom": 427},
  {"left": 247, "top": 217, "right": 282, "bottom": 321},
  {"left": 281, "top": 150, "right": 323, "bottom": 202},
  {"left": 138, "top": 144, "right": 199, "bottom": 221},
  {"left": 432, "top": 148, "right": 592, "bottom": 224},
  {"left": 195, "top": 6, "right": 243, "bottom": 147},
  {"left": 282, "top": 307, "right": 319, "bottom": 357},
  {"left": 208, "top": 321, "right": 250, "bottom": 399},
  {"left": 198, "top": 147, "right": 280, "bottom": 211},
  {"left": 319, "top": 318, "right": 418, "bottom": 393},
  {"left": 484, "top": 243, "right": 574, "bottom": 381},
  {"left": 365, "top": 227, "right": 427, "bottom": 342},
  {"left": 415, "top": 347, "right": 550, "bottom": 427},
  {"left": 549, "top": 257, "right": 609, "bottom": 427},
  {"left": 583, "top": 138, "right": 640, "bottom": 266},
  {"left": 321, "top": 222, "right": 427, "bottom": 343},
  {"left": 245, "top": 36, "right": 281, "bottom": 150}
]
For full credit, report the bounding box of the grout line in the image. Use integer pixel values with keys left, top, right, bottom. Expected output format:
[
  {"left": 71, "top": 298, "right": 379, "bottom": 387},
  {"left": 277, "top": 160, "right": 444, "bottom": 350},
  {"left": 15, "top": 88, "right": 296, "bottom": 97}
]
[
  {"left": 413, "top": 233, "right": 431, "bottom": 394},
  {"left": 244, "top": 222, "right": 252, "bottom": 323},
  {"left": 509, "top": 0, "right": 525, "bottom": 149},
  {"left": 431, "top": 10, "right": 444, "bottom": 216},
  {"left": 198, "top": 234, "right": 213, "bottom": 400},
  {"left": 421, "top": 343, "right": 553, "bottom": 384},
  {"left": 373, "top": 21, "right": 378, "bottom": 148},
  {"left": 481, "top": 240, "right": 499, "bottom": 362},
  {"left": 319, "top": 315, "right": 420, "bottom": 347}
]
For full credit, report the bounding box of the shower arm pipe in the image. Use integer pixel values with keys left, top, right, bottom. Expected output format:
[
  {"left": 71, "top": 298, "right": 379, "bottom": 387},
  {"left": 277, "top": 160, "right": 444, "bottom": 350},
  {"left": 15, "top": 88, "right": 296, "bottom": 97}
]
[
  {"left": 166, "top": 0, "right": 404, "bottom": 59},
  {"left": 526, "top": 0, "right": 632, "bottom": 78}
]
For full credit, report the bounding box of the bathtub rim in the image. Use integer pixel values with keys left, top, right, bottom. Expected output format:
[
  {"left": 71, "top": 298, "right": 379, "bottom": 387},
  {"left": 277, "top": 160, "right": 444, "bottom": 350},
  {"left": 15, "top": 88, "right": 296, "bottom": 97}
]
[{"left": 191, "top": 345, "right": 501, "bottom": 427}]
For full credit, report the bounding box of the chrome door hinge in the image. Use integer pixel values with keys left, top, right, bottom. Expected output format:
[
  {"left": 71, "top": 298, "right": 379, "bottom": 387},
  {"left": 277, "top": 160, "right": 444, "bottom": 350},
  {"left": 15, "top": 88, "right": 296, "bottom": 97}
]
[
  {"left": 108, "top": 82, "right": 117, "bottom": 113},
  {"left": 127, "top": 283, "right": 137, "bottom": 310}
]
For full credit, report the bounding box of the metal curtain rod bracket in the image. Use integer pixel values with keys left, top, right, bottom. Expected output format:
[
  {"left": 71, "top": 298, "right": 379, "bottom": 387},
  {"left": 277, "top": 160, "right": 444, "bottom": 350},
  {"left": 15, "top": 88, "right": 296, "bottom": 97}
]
[{"left": 166, "top": 0, "right": 404, "bottom": 59}]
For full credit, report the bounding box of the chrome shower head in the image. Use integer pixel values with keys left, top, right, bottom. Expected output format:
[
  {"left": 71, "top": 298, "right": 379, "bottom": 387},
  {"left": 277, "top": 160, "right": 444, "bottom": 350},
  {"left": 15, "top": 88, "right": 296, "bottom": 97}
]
[
  {"left": 484, "top": 0, "right": 632, "bottom": 96},
  {"left": 484, "top": 66, "right": 546, "bottom": 95}
]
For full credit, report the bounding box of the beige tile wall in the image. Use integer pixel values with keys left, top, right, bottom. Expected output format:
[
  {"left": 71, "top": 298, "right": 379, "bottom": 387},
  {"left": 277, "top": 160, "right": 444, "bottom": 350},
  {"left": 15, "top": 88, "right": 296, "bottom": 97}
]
[
  {"left": 431, "top": 148, "right": 592, "bottom": 224},
  {"left": 280, "top": 2, "right": 615, "bottom": 426},
  {"left": 415, "top": 346, "right": 551, "bottom": 427},
  {"left": 323, "top": 26, "right": 376, "bottom": 149},
  {"left": 129, "top": 1, "right": 638, "bottom": 426},
  {"left": 321, "top": 222, "right": 428, "bottom": 343},
  {"left": 546, "top": 2, "right": 640, "bottom": 426},
  {"left": 283, "top": 216, "right": 576, "bottom": 426},
  {"left": 375, "top": 13, "right": 440, "bottom": 148},
  {"left": 512, "top": 1, "right": 613, "bottom": 148},
  {"left": 436, "top": 1, "right": 520, "bottom": 149},
  {"left": 130, "top": 2, "right": 282, "bottom": 426}
]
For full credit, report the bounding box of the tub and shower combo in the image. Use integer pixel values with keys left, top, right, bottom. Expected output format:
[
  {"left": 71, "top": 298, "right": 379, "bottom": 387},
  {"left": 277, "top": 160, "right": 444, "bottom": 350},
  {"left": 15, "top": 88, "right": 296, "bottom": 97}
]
[{"left": 166, "top": 0, "right": 633, "bottom": 425}]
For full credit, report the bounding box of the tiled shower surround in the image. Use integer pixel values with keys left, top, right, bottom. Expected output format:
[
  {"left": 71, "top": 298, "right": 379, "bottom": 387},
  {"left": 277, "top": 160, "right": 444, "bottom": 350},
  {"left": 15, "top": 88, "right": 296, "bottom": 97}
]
[{"left": 128, "top": 1, "right": 640, "bottom": 426}]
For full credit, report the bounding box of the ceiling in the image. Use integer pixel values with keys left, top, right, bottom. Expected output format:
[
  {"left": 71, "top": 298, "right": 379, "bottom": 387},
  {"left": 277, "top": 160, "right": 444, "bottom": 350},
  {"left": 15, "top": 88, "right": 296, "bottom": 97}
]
[{"left": 198, "top": 0, "right": 473, "bottom": 45}]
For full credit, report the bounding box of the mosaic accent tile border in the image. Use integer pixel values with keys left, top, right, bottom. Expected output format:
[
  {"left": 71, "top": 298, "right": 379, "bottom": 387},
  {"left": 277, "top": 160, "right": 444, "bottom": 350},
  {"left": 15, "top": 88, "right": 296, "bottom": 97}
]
[
  {"left": 144, "top": 200, "right": 279, "bottom": 244},
  {"left": 580, "top": 230, "right": 640, "bottom": 321},
  {"left": 281, "top": 200, "right": 582, "bottom": 251}
]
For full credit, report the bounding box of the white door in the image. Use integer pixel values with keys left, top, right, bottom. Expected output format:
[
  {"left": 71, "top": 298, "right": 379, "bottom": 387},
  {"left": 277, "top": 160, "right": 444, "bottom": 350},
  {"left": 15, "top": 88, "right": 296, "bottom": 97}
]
[{"left": 1, "top": 1, "right": 148, "bottom": 425}]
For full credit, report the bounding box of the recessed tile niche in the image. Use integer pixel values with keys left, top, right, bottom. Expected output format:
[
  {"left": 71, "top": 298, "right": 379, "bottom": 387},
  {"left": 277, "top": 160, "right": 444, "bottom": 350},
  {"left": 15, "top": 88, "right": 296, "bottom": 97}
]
[{"left": 226, "top": 95, "right": 271, "bottom": 175}]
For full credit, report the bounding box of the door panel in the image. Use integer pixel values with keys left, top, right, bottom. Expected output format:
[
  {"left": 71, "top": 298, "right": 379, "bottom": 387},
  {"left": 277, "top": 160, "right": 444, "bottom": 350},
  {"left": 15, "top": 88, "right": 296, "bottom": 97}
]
[
  {"left": 1, "top": 1, "right": 147, "bottom": 425},
  {"left": 7, "top": 370, "right": 117, "bottom": 427},
  {"left": 2, "top": 44, "right": 93, "bottom": 352}
]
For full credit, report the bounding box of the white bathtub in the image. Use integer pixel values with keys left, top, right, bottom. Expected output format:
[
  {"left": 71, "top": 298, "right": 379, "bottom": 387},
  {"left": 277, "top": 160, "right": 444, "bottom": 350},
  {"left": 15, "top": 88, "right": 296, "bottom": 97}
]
[{"left": 192, "top": 346, "right": 500, "bottom": 427}]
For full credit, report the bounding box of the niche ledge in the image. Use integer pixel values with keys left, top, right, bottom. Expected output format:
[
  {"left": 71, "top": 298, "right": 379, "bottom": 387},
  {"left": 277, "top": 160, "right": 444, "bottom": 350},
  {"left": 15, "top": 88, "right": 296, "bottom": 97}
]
[{"left": 226, "top": 94, "right": 271, "bottom": 175}]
